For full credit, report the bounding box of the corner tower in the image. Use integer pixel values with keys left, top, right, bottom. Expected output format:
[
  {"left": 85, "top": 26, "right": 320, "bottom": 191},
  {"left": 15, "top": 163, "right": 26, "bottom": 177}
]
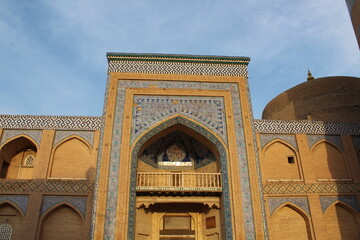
[{"left": 93, "top": 53, "right": 265, "bottom": 239}]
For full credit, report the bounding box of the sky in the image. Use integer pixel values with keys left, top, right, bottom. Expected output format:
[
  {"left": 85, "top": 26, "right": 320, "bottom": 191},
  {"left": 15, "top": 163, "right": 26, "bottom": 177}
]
[{"left": 0, "top": 0, "right": 359, "bottom": 119}]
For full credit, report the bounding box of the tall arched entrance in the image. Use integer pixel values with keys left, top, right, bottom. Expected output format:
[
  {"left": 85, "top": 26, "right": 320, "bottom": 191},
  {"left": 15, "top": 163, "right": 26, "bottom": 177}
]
[{"left": 129, "top": 116, "right": 232, "bottom": 240}]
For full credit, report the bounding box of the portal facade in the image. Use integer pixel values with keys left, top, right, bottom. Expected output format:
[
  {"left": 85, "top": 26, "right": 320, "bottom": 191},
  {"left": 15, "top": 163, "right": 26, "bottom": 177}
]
[{"left": 0, "top": 53, "right": 359, "bottom": 240}]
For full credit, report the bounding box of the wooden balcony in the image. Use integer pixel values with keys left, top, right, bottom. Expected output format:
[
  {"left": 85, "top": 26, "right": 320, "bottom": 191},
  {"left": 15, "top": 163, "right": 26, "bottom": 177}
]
[{"left": 136, "top": 172, "right": 222, "bottom": 193}]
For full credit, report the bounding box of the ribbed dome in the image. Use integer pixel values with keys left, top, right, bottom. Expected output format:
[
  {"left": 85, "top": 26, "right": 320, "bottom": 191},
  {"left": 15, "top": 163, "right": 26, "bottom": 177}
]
[{"left": 262, "top": 76, "right": 360, "bottom": 122}]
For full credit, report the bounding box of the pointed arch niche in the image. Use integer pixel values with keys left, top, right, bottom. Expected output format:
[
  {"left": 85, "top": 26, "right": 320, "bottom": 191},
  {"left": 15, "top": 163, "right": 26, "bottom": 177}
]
[
  {"left": 129, "top": 116, "right": 232, "bottom": 240},
  {"left": 262, "top": 140, "right": 302, "bottom": 181},
  {"left": 0, "top": 202, "right": 23, "bottom": 240},
  {"left": 269, "top": 203, "right": 313, "bottom": 240},
  {"left": 324, "top": 202, "right": 360, "bottom": 240},
  {"left": 38, "top": 203, "right": 83, "bottom": 240},
  {"left": 311, "top": 141, "right": 349, "bottom": 180},
  {"left": 49, "top": 137, "right": 92, "bottom": 179},
  {"left": 0, "top": 136, "right": 37, "bottom": 179}
]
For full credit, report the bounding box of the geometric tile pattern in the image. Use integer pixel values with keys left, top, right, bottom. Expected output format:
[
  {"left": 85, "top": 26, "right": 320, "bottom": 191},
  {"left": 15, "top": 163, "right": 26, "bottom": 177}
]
[
  {"left": 0, "top": 180, "right": 94, "bottom": 194},
  {"left": 264, "top": 183, "right": 360, "bottom": 194},
  {"left": 320, "top": 195, "right": 360, "bottom": 213},
  {"left": 53, "top": 130, "right": 95, "bottom": 147},
  {"left": 41, "top": 196, "right": 87, "bottom": 216},
  {"left": 307, "top": 135, "right": 343, "bottom": 150},
  {"left": 107, "top": 53, "right": 249, "bottom": 77},
  {"left": 268, "top": 197, "right": 310, "bottom": 216},
  {"left": 254, "top": 119, "right": 360, "bottom": 135},
  {"left": 102, "top": 80, "right": 255, "bottom": 240},
  {"left": 108, "top": 60, "right": 249, "bottom": 77},
  {"left": 0, "top": 115, "right": 102, "bottom": 130},
  {"left": 132, "top": 96, "right": 226, "bottom": 143},
  {"left": 0, "top": 130, "right": 42, "bottom": 146},
  {"left": 259, "top": 134, "right": 298, "bottom": 150},
  {"left": 0, "top": 195, "right": 28, "bottom": 216}
]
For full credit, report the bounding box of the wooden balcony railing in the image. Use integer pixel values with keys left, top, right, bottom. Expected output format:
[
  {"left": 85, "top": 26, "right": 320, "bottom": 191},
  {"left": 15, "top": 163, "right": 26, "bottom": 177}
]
[{"left": 136, "top": 172, "right": 222, "bottom": 192}]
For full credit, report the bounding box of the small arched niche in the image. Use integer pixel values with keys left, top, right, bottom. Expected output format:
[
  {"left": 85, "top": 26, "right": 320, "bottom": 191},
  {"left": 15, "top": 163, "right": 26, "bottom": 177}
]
[
  {"left": 0, "top": 202, "right": 23, "bottom": 240},
  {"left": 39, "top": 204, "right": 83, "bottom": 240},
  {"left": 0, "top": 137, "right": 37, "bottom": 179},
  {"left": 263, "top": 141, "right": 301, "bottom": 180},
  {"left": 312, "top": 141, "right": 348, "bottom": 180},
  {"left": 324, "top": 202, "right": 360, "bottom": 240},
  {"left": 50, "top": 137, "right": 92, "bottom": 179},
  {"left": 138, "top": 127, "right": 220, "bottom": 173},
  {"left": 270, "top": 204, "right": 312, "bottom": 240}
]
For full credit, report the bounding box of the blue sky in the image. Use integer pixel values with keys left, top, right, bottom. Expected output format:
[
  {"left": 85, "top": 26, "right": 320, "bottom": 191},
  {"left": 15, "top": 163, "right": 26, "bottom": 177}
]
[{"left": 0, "top": 0, "right": 359, "bottom": 119}]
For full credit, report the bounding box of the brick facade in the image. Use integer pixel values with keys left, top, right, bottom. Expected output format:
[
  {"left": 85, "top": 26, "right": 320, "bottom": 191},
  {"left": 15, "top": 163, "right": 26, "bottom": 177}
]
[{"left": 0, "top": 53, "right": 359, "bottom": 239}]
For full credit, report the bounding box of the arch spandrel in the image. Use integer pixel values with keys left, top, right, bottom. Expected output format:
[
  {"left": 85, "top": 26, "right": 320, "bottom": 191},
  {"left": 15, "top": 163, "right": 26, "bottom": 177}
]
[
  {"left": 131, "top": 115, "right": 225, "bottom": 159},
  {"left": 0, "top": 135, "right": 38, "bottom": 153},
  {"left": 0, "top": 130, "right": 42, "bottom": 148},
  {"left": 131, "top": 96, "right": 227, "bottom": 144}
]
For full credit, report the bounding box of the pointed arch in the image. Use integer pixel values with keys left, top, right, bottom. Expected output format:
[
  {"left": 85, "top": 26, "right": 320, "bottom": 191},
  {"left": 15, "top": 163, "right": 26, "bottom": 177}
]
[
  {"left": 310, "top": 139, "right": 343, "bottom": 153},
  {"left": 269, "top": 203, "right": 313, "bottom": 240},
  {"left": 0, "top": 200, "right": 25, "bottom": 217},
  {"left": 38, "top": 202, "right": 84, "bottom": 240},
  {"left": 52, "top": 135, "right": 92, "bottom": 151},
  {"left": 311, "top": 140, "right": 349, "bottom": 180},
  {"left": 128, "top": 115, "right": 232, "bottom": 239},
  {"left": 270, "top": 202, "right": 310, "bottom": 219},
  {"left": 262, "top": 139, "right": 302, "bottom": 181},
  {"left": 0, "top": 134, "right": 39, "bottom": 151},
  {"left": 324, "top": 201, "right": 360, "bottom": 240},
  {"left": 324, "top": 200, "right": 360, "bottom": 216},
  {"left": 40, "top": 201, "right": 84, "bottom": 221},
  {"left": 263, "top": 139, "right": 298, "bottom": 154},
  {"left": 0, "top": 136, "right": 38, "bottom": 179},
  {"left": 49, "top": 136, "right": 92, "bottom": 179},
  {"left": 132, "top": 115, "right": 227, "bottom": 155}
]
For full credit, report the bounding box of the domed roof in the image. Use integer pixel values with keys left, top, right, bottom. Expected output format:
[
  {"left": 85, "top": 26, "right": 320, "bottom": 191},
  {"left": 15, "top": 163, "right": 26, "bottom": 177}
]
[{"left": 262, "top": 75, "right": 360, "bottom": 122}]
